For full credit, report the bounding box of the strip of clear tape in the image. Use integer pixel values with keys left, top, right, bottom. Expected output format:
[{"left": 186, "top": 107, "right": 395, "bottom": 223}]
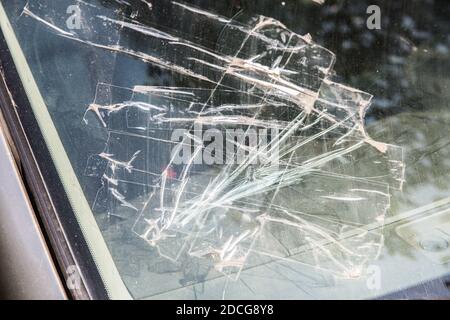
[{"left": 23, "top": 0, "right": 405, "bottom": 286}]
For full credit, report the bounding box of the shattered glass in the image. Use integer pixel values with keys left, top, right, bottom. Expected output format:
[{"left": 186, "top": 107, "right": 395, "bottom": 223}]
[{"left": 15, "top": 0, "right": 411, "bottom": 298}]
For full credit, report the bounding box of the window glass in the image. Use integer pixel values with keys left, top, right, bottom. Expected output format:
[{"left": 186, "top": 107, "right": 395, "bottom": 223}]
[{"left": 1, "top": 0, "right": 449, "bottom": 299}]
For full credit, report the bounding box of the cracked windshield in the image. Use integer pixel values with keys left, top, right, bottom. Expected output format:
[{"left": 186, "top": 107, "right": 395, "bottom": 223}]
[{"left": 1, "top": 0, "right": 449, "bottom": 299}]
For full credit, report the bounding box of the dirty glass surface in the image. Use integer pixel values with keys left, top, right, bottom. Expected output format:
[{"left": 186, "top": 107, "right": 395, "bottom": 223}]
[{"left": 1, "top": 0, "right": 449, "bottom": 299}]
